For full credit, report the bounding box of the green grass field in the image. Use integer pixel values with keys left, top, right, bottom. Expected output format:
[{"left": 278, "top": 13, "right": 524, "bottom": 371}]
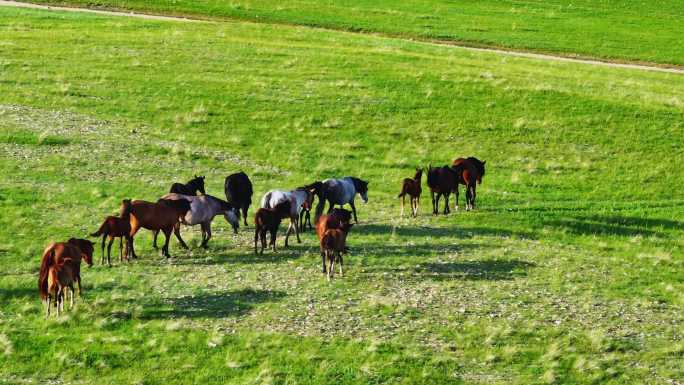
[
  {"left": 0, "top": 5, "right": 683, "bottom": 385},
  {"left": 18, "top": 0, "right": 684, "bottom": 66}
]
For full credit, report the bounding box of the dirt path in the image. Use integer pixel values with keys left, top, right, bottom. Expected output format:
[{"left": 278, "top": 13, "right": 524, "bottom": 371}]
[{"left": 2, "top": 0, "right": 683, "bottom": 74}]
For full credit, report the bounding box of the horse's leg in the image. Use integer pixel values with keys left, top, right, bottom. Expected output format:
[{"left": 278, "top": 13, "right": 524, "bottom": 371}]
[
  {"left": 400, "top": 195, "right": 405, "bottom": 217},
  {"left": 45, "top": 296, "right": 50, "bottom": 318},
  {"left": 270, "top": 229, "right": 277, "bottom": 252},
  {"left": 204, "top": 222, "right": 212, "bottom": 248},
  {"left": 69, "top": 284, "right": 74, "bottom": 310},
  {"left": 173, "top": 222, "right": 189, "bottom": 249},
  {"left": 444, "top": 192, "right": 450, "bottom": 215},
  {"left": 435, "top": 193, "right": 441, "bottom": 215},
  {"left": 338, "top": 252, "right": 343, "bottom": 276},
  {"left": 284, "top": 220, "right": 293, "bottom": 248},
  {"left": 152, "top": 230, "right": 159, "bottom": 249},
  {"left": 243, "top": 204, "right": 249, "bottom": 227},
  {"left": 471, "top": 184, "right": 477, "bottom": 210},
  {"left": 100, "top": 234, "right": 106, "bottom": 265},
  {"left": 106, "top": 236, "right": 114, "bottom": 267},
  {"left": 129, "top": 222, "right": 140, "bottom": 259},
  {"left": 254, "top": 227, "right": 259, "bottom": 254},
  {"left": 454, "top": 185, "right": 460, "bottom": 211},
  {"left": 118, "top": 237, "right": 123, "bottom": 263},
  {"left": 465, "top": 186, "right": 471, "bottom": 211},
  {"left": 294, "top": 215, "right": 301, "bottom": 243},
  {"left": 162, "top": 228, "right": 172, "bottom": 258},
  {"left": 349, "top": 200, "right": 358, "bottom": 224}
]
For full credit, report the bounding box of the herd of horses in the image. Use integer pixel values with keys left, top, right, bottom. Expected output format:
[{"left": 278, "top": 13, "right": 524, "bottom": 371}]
[{"left": 37, "top": 157, "right": 485, "bottom": 317}]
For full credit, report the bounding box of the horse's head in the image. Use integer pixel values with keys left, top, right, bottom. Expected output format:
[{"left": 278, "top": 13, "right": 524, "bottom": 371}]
[
  {"left": 68, "top": 238, "right": 95, "bottom": 267},
  {"left": 414, "top": 167, "right": 423, "bottom": 180},
  {"left": 222, "top": 205, "right": 240, "bottom": 234},
  {"left": 351, "top": 178, "right": 369, "bottom": 203},
  {"left": 193, "top": 175, "right": 206, "bottom": 195},
  {"left": 120, "top": 199, "right": 133, "bottom": 217}
]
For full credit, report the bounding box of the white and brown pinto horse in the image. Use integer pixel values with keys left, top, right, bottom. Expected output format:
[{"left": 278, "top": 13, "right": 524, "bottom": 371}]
[{"left": 260, "top": 187, "right": 313, "bottom": 247}]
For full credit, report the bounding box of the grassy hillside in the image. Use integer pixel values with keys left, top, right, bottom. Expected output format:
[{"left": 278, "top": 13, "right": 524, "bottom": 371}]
[
  {"left": 17, "top": 0, "right": 684, "bottom": 66},
  {"left": 0, "top": 7, "right": 683, "bottom": 384}
]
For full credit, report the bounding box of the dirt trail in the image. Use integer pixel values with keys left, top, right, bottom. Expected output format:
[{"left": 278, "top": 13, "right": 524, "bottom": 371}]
[{"left": 1, "top": 0, "right": 683, "bottom": 74}]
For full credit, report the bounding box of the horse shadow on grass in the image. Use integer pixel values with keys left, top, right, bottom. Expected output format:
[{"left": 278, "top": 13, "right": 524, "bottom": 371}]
[
  {"left": 142, "top": 289, "right": 286, "bottom": 319},
  {"left": 544, "top": 215, "right": 683, "bottom": 238},
  {"left": 357, "top": 223, "right": 537, "bottom": 239},
  {"left": 0, "top": 286, "right": 36, "bottom": 300},
  {"left": 367, "top": 259, "right": 535, "bottom": 281},
  {"left": 167, "top": 244, "right": 310, "bottom": 266}
]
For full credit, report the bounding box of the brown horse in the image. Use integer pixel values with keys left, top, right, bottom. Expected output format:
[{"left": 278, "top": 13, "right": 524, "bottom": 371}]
[
  {"left": 426, "top": 164, "right": 458, "bottom": 215},
  {"left": 91, "top": 199, "right": 133, "bottom": 266},
  {"left": 128, "top": 199, "right": 191, "bottom": 258},
  {"left": 38, "top": 239, "right": 94, "bottom": 317},
  {"left": 397, "top": 168, "right": 422, "bottom": 217},
  {"left": 254, "top": 201, "right": 292, "bottom": 254},
  {"left": 316, "top": 208, "right": 352, "bottom": 273},
  {"left": 320, "top": 223, "right": 353, "bottom": 281},
  {"left": 452, "top": 157, "right": 486, "bottom": 210}
]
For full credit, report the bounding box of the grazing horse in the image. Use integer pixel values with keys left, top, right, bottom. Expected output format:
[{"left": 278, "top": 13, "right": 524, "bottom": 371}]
[
  {"left": 426, "top": 165, "right": 458, "bottom": 215},
  {"left": 314, "top": 177, "right": 369, "bottom": 224},
  {"left": 320, "top": 223, "right": 353, "bottom": 281},
  {"left": 316, "top": 208, "right": 352, "bottom": 273},
  {"left": 224, "top": 171, "right": 253, "bottom": 226},
  {"left": 260, "top": 187, "right": 313, "bottom": 247},
  {"left": 170, "top": 175, "right": 205, "bottom": 196},
  {"left": 157, "top": 193, "right": 240, "bottom": 248},
  {"left": 91, "top": 199, "right": 133, "bottom": 266},
  {"left": 254, "top": 201, "right": 292, "bottom": 254},
  {"left": 452, "top": 157, "right": 486, "bottom": 210},
  {"left": 38, "top": 239, "right": 94, "bottom": 317},
  {"left": 397, "top": 168, "right": 422, "bottom": 217},
  {"left": 128, "top": 199, "right": 191, "bottom": 258}
]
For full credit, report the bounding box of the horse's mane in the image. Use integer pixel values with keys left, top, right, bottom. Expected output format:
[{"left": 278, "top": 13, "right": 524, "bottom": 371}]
[
  {"left": 206, "top": 195, "right": 239, "bottom": 217},
  {"left": 347, "top": 177, "right": 368, "bottom": 193},
  {"left": 157, "top": 198, "right": 191, "bottom": 214}
]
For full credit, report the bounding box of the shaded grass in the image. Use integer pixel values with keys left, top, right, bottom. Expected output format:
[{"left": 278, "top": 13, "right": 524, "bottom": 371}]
[{"left": 0, "top": 7, "right": 682, "bottom": 385}]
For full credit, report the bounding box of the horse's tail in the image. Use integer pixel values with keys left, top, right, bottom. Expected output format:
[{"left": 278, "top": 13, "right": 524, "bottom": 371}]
[
  {"left": 397, "top": 181, "right": 407, "bottom": 198},
  {"left": 38, "top": 243, "right": 56, "bottom": 300},
  {"left": 260, "top": 192, "right": 272, "bottom": 209},
  {"left": 90, "top": 220, "right": 108, "bottom": 237}
]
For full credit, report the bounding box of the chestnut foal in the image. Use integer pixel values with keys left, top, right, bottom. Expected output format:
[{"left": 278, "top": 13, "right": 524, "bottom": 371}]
[
  {"left": 397, "top": 168, "right": 422, "bottom": 217},
  {"left": 91, "top": 199, "right": 133, "bottom": 266}
]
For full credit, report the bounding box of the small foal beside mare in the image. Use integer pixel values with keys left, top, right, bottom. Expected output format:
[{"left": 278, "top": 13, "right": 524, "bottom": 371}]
[
  {"left": 316, "top": 208, "right": 353, "bottom": 274},
  {"left": 38, "top": 239, "right": 94, "bottom": 317},
  {"left": 260, "top": 187, "right": 314, "bottom": 247},
  {"left": 91, "top": 199, "right": 133, "bottom": 266},
  {"left": 254, "top": 201, "right": 291, "bottom": 254},
  {"left": 320, "top": 223, "right": 353, "bottom": 281},
  {"left": 398, "top": 168, "right": 422, "bottom": 217}
]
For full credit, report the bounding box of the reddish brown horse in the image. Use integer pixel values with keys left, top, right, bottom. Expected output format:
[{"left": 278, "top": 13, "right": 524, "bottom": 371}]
[
  {"left": 38, "top": 239, "right": 94, "bottom": 317},
  {"left": 397, "top": 168, "right": 422, "bottom": 217},
  {"left": 452, "top": 157, "right": 486, "bottom": 210},
  {"left": 426, "top": 165, "right": 458, "bottom": 215},
  {"left": 128, "top": 199, "right": 191, "bottom": 258},
  {"left": 316, "top": 208, "right": 352, "bottom": 273},
  {"left": 320, "top": 223, "right": 353, "bottom": 281},
  {"left": 91, "top": 199, "right": 133, "bottom": 266}
]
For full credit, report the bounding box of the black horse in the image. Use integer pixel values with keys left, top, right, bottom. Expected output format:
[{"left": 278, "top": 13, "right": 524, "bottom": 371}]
[
  {"left": 426, "top": 165, "right": 458, "bottom": 215},
  {"left": 170, "top": 175, "right": 205, "bottom": 196},
  {"left": 224, "top": 171, "right": 253, "bottom": 226}
]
